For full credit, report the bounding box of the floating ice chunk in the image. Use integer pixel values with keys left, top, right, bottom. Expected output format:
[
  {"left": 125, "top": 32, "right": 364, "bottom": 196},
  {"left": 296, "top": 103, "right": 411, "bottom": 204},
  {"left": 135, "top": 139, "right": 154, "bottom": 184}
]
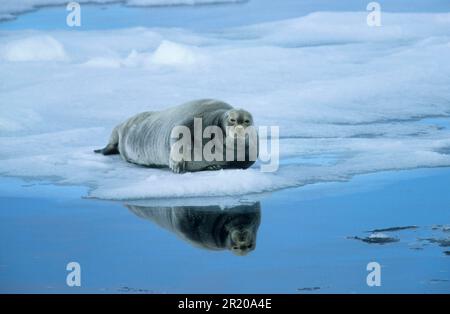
[
  {"left": 369, "top": 233, "right": 390, "bottom": 239},
  {"left": 368, "top": 226, "right": 418, "bottom": 233},
  {"left": 1, "top": 35, "right": 68, "bottom": 62},
  {"left": 349, "top": 233, "right": 399, "bottom": 244}
]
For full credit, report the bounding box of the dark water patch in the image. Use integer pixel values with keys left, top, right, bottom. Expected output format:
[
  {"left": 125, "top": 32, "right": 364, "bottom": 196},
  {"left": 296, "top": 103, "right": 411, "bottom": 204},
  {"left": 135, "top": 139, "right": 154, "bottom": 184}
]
[
  {"left": 297, "top": 287, "right": 320, "bottom": 291},
  {"left": 118, "top": 286, "right": 155, "bottom": 293},
  {"left": 431, "top": 224, "right": 450, "bottom": 232},
  {"left": 405, "top": 131, "right": 437, "bottom": 137},
  {"left": 430, "top": 279, "right": 449, "bottom": 282},
  {"left": 331, "top": 114, "right": 450, "bottom": 126},
  {"left": 420, "top": 238, "right": 450, "bottom": 247},
  {"left": 444, "top": 251, "right": 450, "bottom": 256},
  {"left": 418, "top": 117, "right": 450, "bottom": 130},
  {"left": 437, "top": 147, "right": 450, "bottom": 155},
  {"left": 279, "top": 41, "right": 361, "bottom": 49},
  {"left": 367, "top": 225, "right": 418, "bottom": 233},
  {"left": 349, "top": 133, "right": 385, "bottom": 139},
  {"left": 348, "top": 234, "right": 399, "bottom": 245}
]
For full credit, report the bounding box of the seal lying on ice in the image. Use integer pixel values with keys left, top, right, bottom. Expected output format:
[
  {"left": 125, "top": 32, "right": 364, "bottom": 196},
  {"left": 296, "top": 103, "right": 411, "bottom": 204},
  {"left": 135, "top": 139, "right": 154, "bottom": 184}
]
[{"left": 95, "top": 99, "right": 257, "bottom": 173}]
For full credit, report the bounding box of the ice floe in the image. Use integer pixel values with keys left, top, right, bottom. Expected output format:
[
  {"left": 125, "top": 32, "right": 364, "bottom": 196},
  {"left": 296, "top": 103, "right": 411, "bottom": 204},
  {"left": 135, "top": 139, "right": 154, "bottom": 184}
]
[{"left": 1, "top": 11, "right": 450, "bottom": 199}]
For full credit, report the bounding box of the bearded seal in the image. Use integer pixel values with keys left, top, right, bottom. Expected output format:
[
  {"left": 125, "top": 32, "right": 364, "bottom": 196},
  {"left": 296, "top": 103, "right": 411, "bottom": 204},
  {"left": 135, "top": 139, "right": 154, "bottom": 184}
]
[
  {"left": 126, "top": 202, "right": 261, "bottom": 256},
  {"left": 94, "top": 99, "right": 257, "bottom": 173}
]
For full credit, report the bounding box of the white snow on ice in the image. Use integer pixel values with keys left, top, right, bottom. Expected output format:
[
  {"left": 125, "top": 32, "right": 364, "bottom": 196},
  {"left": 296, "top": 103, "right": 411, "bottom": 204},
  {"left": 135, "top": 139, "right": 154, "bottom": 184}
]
[
  {"left": 0, "top": 35, "right": 68, "bottom": 61},
  {"left": 1, "top": 12, "right": 450, "bottom": 199}
]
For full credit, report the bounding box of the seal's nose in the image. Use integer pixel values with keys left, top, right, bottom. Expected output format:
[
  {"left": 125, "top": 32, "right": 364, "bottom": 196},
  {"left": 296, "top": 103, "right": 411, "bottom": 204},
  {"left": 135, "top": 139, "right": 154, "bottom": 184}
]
[
  {"left": 235, "top": 125, "right": 245, "bottom": 135},
  {"left": 236, "top": 230, "right": 250, "bottom": 243}
]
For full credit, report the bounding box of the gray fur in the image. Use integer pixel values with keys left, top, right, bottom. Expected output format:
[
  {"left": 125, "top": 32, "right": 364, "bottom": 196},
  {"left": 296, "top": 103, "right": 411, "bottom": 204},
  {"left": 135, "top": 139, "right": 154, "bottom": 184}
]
[
  {"left": 126, "top": 202, "right": 261, "bottom": 255},
  {"left": 95, "top": 99, "right": 257, "bottom": 173}
]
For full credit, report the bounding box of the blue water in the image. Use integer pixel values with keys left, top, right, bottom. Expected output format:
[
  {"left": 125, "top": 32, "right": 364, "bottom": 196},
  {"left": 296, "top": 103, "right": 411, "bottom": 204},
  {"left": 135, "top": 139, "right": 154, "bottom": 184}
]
[
  {"left": 1, "top": 0, "right": 449, "bottom": 31},
  {"left": 0, "top": 168, "right": 449, "bottom": 293}
]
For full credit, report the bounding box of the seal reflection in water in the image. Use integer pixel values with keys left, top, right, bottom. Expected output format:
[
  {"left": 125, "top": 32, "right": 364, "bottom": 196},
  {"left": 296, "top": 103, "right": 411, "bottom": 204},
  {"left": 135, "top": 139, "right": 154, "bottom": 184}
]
[
  {"left": 126, "top": 202, "right": 261, "bottom": 256},
  {"left": 95, "top": 99, "right": 257, "bottom": 173}
]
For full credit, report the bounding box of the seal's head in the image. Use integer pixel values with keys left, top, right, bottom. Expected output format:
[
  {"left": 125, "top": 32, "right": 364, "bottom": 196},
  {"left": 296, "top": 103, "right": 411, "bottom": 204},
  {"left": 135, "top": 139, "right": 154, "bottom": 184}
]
[
  {"left": 226, "top": 226, "right": 256, "bottom": 256},
  {"left": 222, "top": 109, "right": 254, "bottom": 139}
]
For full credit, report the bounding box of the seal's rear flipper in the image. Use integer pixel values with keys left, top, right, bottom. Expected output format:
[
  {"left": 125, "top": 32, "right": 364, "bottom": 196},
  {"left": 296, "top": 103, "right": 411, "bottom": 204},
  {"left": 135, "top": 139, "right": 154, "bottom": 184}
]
[
  {"left": 95, "top": 125, "right": 121, "bottom": 155},
  {"left": 94, "top": 144, "right": 119, "bottom": 155}
]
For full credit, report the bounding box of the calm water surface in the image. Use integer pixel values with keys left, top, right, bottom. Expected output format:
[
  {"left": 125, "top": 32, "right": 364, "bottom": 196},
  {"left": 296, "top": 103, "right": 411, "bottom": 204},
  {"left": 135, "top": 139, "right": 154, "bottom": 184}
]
[{"left": 1, "top": 168, "right": 449, "bottom": 293}]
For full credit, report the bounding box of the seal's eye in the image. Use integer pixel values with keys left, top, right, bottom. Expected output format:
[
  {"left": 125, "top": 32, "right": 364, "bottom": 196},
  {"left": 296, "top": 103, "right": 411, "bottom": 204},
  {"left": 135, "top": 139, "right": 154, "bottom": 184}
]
[
  {"left": 244, "top": 120, "right": 250, "bottom": 124},
  {"left": 230, "top": 119, "right": 236, "bottom": 123}
]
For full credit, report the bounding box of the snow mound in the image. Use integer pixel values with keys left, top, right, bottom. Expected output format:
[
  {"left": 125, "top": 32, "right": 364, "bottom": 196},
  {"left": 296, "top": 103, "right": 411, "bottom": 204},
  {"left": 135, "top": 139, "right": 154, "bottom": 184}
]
[
  {"left": 1, "top": 35, "right": 67, "bottom": 61},
  {"left": 82, "top": 41, "right": 201, "bottom": 68},
  {"left": 150, "top": 40, "right": 200, "bottom": 66}
]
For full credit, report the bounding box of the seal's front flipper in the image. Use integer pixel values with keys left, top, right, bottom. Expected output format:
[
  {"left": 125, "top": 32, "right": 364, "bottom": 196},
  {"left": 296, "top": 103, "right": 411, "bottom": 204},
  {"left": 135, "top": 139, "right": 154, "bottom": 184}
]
[
  {"left": 169, "top": 158, "right": 186, "bottom": 174},
  {"left": 94, "top": 144, "right": 119, "bottom": 155}
]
